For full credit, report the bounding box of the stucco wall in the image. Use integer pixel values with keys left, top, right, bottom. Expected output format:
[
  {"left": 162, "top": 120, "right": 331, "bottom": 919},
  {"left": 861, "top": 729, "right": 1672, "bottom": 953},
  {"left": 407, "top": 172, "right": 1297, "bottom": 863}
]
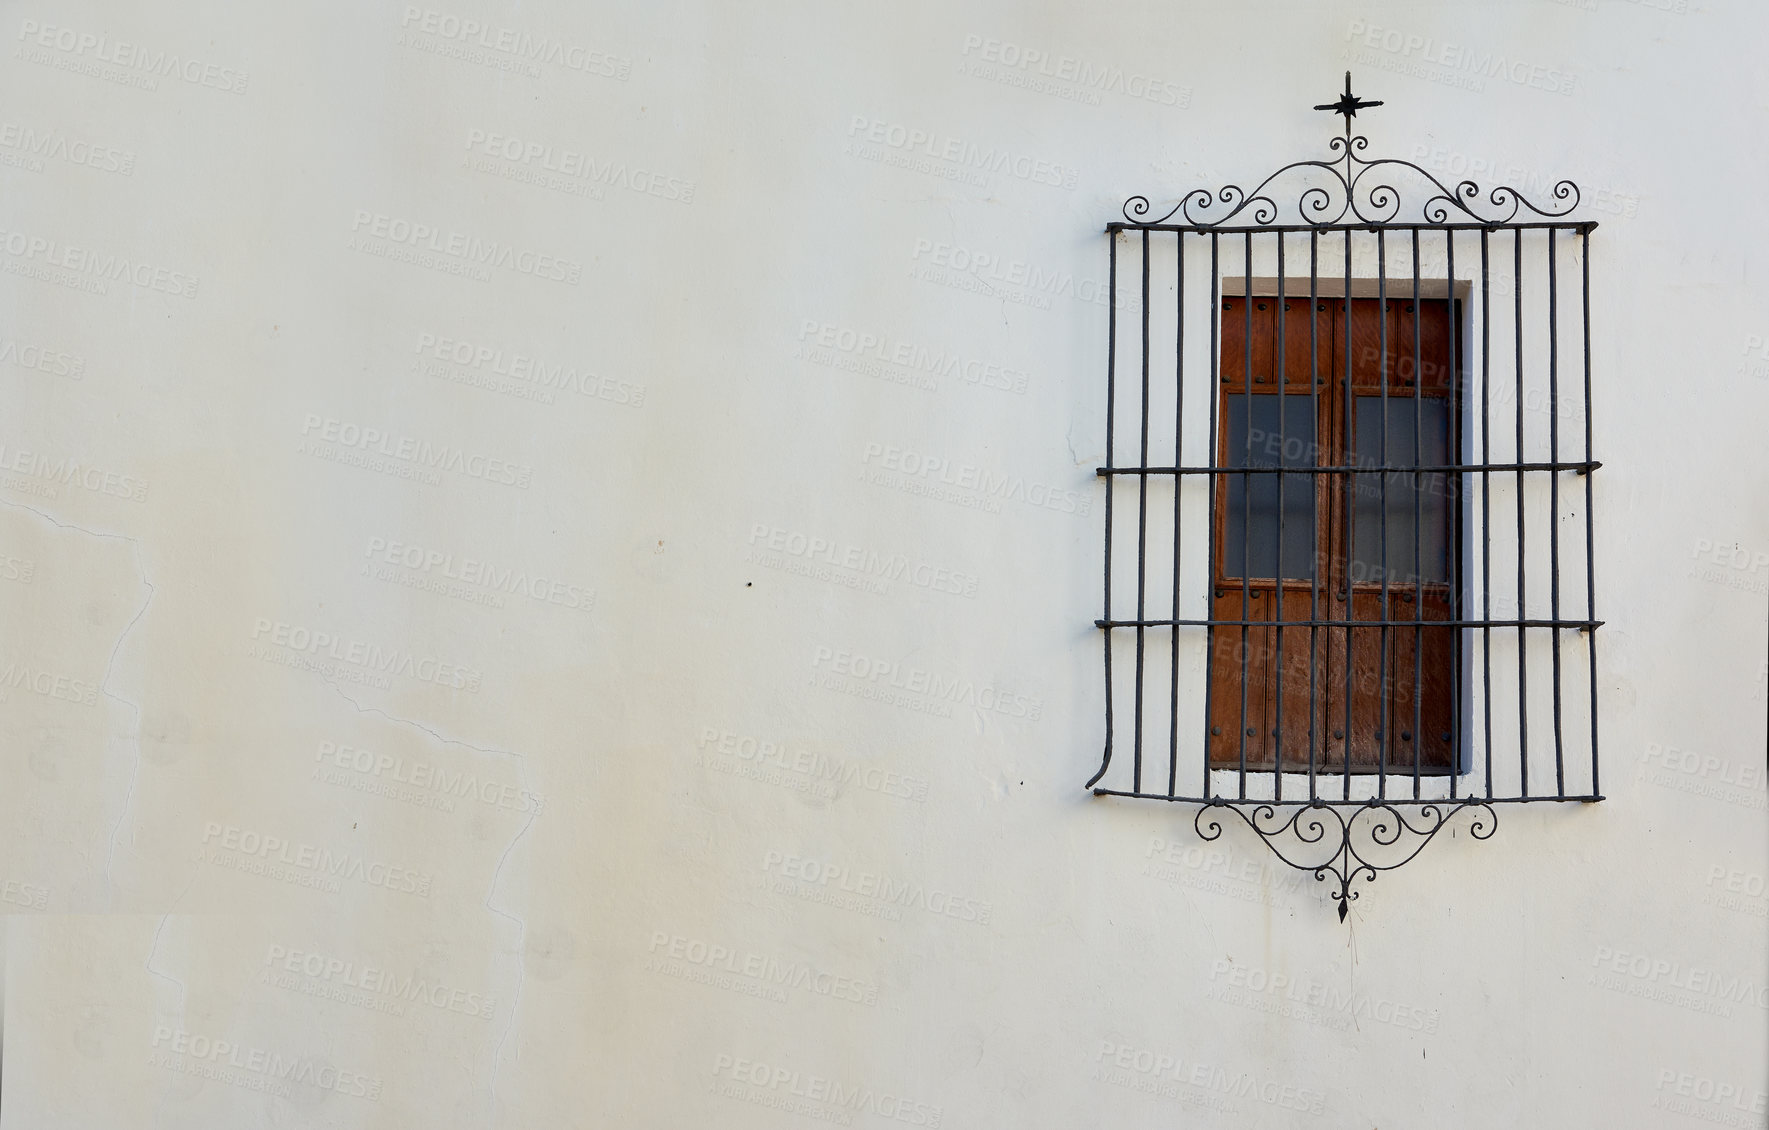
[{"left": 2, "top": 1, "right": 1765, "bottom": 1126}]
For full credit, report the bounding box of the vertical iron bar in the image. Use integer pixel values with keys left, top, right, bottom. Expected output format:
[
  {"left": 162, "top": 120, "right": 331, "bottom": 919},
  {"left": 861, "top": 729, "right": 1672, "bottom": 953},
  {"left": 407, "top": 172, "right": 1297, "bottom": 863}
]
[
  {"left": 1446, "top": 230, "right": 1460, "bottom": 798},
  {"left": 1411, "top": 230, "right": 1424, "bottom": 798},
  {"left": 1480, "top": 229, "right": 1493, "bottom": 799},
  {"left": 1275, "top": 236, "right": 1288, "bottom": 800},
  {"left": 1515, "top": 229, "right": 1530, "bottom": 798},
  {"left": 1583, "top": 230, "right": 1599, "bottom": 796},
  {"left": 1170, "top": 233, "right": 1184, "bottom": 798},
  {"left": 1134, "top": 230, "right": 1151, "bottom": 794},
  {"left": 1548, "top": 228, "right": 1565, "bottom": 796},
  {"left": 1308, "top": 231, "right": 1321, "bottom": 802},
  {"left": 1378, "top": 230, "right": 1390, "bottom": 797},
  {"left": 1103, "top": 233, "right": 1117, "bottom": 787},
  {"left": 1202, "top": 233, "right": 1220, "bottom": 800},
  {"left": 1239, "top": 232, "right": 1254, "bottom": 799},
  {"left": 1342, "top": 231, "right": 1355, "bottom": 802}
]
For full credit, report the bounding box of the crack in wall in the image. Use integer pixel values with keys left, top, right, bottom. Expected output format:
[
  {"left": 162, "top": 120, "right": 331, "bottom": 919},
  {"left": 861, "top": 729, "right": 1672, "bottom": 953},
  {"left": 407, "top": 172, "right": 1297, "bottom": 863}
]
[
  {"left": 325, "top": 683, "right": 538, "bottom": 1120},
  {"left": 0, "top": 500, "right": 156, "bottom": 908}
]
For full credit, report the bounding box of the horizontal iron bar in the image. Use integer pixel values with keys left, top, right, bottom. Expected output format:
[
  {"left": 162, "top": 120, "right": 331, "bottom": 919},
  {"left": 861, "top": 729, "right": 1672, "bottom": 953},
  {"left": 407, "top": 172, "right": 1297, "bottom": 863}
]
[
  {"left": 1190, "top": 765, "right": 1463, "bottom": 777},
  {"left": 1091, "top": 789, "right": 1604, "bottom": 804},
  {"left": 1099, "top": 461, "right": 1600, "bottom": 475},
  {"left": 1106, "top": 220, "right": 1600, "bottom": 235},
  {"left": 1097, "top": 617, "right": 1603, "bottom": 629}
]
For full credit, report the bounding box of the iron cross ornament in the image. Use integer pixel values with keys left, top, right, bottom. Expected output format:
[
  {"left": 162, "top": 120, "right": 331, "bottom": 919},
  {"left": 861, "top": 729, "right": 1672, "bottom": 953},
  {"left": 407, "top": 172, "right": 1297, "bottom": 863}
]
[{"left": 1313, "top": 71, "right": 1383, "bottom": 133}]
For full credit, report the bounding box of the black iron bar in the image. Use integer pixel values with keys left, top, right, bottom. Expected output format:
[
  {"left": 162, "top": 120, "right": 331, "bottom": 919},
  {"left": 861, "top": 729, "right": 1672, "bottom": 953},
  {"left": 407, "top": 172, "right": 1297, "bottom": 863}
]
[
  {"left": 1378, "top": 230, "right": 1391, "bottom": 797},
  {"left": 1481, "top": 228, "right": 1493, "bottom": 800},
  {"left": 1202, "top": 233, "right": 1221, "bottom": 799},
  {"left": 1107, "top": 221, "right": 1600, "bottom": 235},
  {"left": 1412, "top": 230, "right": 1424, "bottom": 799},
  {"left": 1098, "top": 461, "right": 1600, "bottom": 475},
  {"left": 1100, "top": 617, "right": 1601, "bottom": 629},
  {"left": 1514, "top": 229, "right": 1530, "bottom": 798},
  {"left": 1548, "top": 228, "right": 1565, "bottom": 795},
  {"left": 1276, "top": 235, "right": 1288, "bottom": 800},
  {"left": 1093, "top": 789, "right": 1605, "bottom": 804},
  {"left": 1583, "top": 231, "right": 1600, "bottom": 797},
  {"left": 1342, "top": 231, "right": 1354, "bottom": 801},
  {"left": 1239, "top": 231, "right": 1254, "bottom": 800},
  {"left": 1170, "top": 232, "right": 1185, "bottom": 797},
  {"left": 1099, "top": 232, "right": 1117, "bottom": 789},
  {"left": 1446, "top": 230, "right": 1461, "bottom": 798},
  {"left": 1134, "top": 230, "right": 1151, "bottom": 793},
  {"left": 1308, "top": 230, "right": 1321, "bottom": 802}
]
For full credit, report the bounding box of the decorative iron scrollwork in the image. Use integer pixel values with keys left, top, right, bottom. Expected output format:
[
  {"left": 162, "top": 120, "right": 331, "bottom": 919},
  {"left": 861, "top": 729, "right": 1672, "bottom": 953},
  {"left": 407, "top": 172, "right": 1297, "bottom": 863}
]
[
  {"left": 1089, "top": 72, "right": 1600, "bottom": 920},
  {"left": 1195, "top": 801, "right": 1499, "bottom": 920},
  {"left": 1122, "top": 72, "right": 1579, "bottom": 229}
]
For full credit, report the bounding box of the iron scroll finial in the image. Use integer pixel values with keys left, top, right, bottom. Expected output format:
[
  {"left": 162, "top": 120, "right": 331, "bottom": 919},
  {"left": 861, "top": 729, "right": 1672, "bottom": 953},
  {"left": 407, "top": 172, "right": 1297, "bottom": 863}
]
[
  {"left": 1313, "top": 70, "right": 1383, "bottom": 133},
  {"left": 1119, "top": 69, "right": 1580, "bottom": 227}
]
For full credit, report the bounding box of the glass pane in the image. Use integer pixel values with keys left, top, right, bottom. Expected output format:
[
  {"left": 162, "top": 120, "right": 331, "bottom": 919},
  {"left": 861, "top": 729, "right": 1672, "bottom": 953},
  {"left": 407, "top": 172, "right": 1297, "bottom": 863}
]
[
  {"left": 1351, "top": 396, "right": 1451, "bottom": 586},
  {"left": 1224, "top": 393, "right": 1317, "bottom": 580}
]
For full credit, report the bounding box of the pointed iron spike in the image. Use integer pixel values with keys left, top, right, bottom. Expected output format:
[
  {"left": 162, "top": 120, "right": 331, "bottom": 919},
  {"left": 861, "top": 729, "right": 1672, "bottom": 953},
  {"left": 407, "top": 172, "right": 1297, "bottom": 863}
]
[{"left": 1338, "top": 899, "right": 1349, "bottom": 922}]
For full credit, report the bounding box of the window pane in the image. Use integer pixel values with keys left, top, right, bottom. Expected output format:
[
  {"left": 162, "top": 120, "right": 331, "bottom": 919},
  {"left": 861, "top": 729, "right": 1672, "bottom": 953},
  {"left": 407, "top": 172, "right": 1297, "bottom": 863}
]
[
  {"left": 1224, "top": 394, "right": 1317, "bottom": 580},
  {"left": 1351, "top": 396, "right": 1450, "bottom": 585}
]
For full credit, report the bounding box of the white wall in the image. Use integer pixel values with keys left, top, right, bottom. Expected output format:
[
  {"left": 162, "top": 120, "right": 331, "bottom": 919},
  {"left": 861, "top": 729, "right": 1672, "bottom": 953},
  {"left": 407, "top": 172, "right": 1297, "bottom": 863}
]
[{"left": 1, "top": 1, "right": 1765, "bottom": 1126}]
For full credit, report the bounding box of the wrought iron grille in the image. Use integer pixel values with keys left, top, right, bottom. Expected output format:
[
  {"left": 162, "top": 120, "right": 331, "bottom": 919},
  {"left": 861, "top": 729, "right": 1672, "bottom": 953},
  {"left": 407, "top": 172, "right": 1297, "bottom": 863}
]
[{"left": 1086, "top": 75, "right": 1602, "bottom": 917}]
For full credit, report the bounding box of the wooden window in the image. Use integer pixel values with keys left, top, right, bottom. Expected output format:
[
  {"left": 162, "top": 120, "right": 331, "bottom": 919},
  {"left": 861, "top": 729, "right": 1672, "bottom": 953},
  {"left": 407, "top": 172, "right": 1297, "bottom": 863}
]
[{"left": 1207, "top": 294, "right": 1460, "bottom": 773}]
